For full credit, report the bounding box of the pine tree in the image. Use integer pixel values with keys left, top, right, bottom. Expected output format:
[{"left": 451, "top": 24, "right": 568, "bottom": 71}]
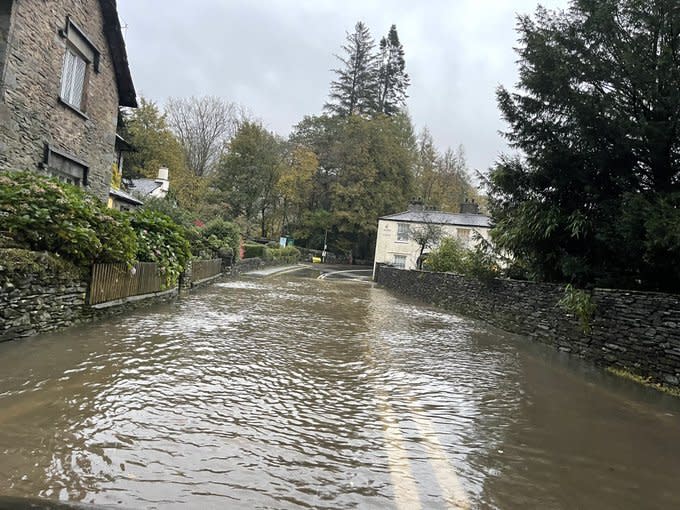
[
  {"left": 325, "top": 22, "right": 379, "bottom": 117},
  {"left": 377, "top": 25, "right": 410, "bottom": 115}
]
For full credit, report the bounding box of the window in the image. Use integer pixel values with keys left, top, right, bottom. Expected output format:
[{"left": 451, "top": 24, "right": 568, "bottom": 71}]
[
  {"left": 397, "top": 223, "right": 410, "bottom": 242},
  {"left": 60, "top": 48, "right": 87, "bottom": 109},
  {"left": 457, "top": 228, "right": 470, "bottom": 241},
  {"left": 393, "top": 255, "right": 406, "bottom": 269},
  {"left": 58, "top": 17, "right": 100, "bottom": 113},
  {"left": 44, "top": 145, "right": 88, "bottom": 187}
]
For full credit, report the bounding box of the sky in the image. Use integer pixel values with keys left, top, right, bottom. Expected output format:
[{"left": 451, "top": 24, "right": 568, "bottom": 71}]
[{"left": 117, "top": 0, "right": 569, "bottom": 177}]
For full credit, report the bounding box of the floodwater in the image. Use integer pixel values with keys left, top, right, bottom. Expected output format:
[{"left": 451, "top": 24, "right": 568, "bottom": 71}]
[{"left": 0, "top": 271, "right": 679, "bottom": 509}]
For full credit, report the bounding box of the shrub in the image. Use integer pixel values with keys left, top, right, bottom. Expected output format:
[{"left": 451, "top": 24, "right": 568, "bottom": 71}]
[
  {"left": 264, "top": 246, "right": 301, "bottom": 262},
  {"left": 202, "top": 218, "right": 241, "bottom": 253},
  {"left": 130, "top": 209, "right": 191, "bottom": 287},
  {"left": 0, "top": 171, "right": 137, "bottom": 266},
  {"left": 558, "top": 284, "right": 596, "bottom": 333},
  {"left": 142, "top": 196, "right": 197, "bottom": 229},
  {"left": 424, "top": 237, "right": 468, "bottom": 273},
  {"left": 243, "top": 243, "right": 267, "bottom": 259}
]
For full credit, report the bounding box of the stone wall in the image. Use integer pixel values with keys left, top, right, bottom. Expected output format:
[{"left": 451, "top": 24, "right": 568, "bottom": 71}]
[
  {"left": 229, "top": 257, "right": 297, "bottom": 276},
  {"left": 0, "top": 0, "right": 120, "bottom": 201},
  {"left": 0, "top": 252, "right": 88, "bottom": 341},
  {"left": 375, "top": 265, "right": 680, "bottom": 388},
  {"left": 0, "top": 250, "right": 302, "bottom": 343}
]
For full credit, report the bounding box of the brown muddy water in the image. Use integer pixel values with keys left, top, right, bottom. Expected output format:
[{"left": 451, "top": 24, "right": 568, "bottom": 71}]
[{"left": 0, "top": 272, "right": 679, "bottom": 509}]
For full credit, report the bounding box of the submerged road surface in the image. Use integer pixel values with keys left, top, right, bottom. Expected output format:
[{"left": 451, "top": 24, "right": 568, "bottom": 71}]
[{"left": 0, "top": 272, "right": 679, "bottom": 509}]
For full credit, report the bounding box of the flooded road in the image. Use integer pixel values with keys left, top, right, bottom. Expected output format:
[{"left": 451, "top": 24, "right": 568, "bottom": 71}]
[{"left": 1, "top": 272, "right": 680, "bottom": 509}]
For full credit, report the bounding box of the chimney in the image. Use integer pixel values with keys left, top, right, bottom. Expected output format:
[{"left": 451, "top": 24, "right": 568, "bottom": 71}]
[
  {"left": 408, "top": 198, "right": 425, "bottom": 212},
  {"left": 155, "top": 167, "right": 170, "bottom": 194},
  {"left": 459, "top": 198, "right": 480, "bottom": 214}
]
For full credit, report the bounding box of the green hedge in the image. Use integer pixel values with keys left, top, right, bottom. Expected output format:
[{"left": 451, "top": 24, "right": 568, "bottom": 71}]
[
  {"left": 243, "top": 243, "right": 267, "bottom": 259},
  {"left": 0, "top": 171, "right": 137, "bottom": 266},
  {"left": 265, "top": 246, "right": 301, "bottom": 261},
  {"left": 0, "top": 172, "right": 193, "bottom": 287},
  {"left": 130, "top": 209, "right": 192, "bottom": 287}
]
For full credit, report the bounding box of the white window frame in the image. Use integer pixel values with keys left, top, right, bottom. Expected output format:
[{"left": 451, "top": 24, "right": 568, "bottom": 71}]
[
  {"left": 396, "top": 223, "right": 410, "bottom": 242},
  {"left": 60, "top": 48, "right": 87, "bottom": 110},
  {"left": 393, "top": 255, "right": 407, "bottom": 269}
]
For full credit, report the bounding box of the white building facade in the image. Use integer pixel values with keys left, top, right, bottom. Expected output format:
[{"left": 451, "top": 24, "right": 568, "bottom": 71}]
[{"left": 373, "top": 204, "right": 492, "bottom": 276}]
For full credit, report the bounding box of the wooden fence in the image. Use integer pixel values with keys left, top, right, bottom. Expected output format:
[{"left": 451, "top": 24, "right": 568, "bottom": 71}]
[
  {"left": 88, "top": 262, "right": 163, "bottom": 305},
  {"left": 191, "top": 258, "right": 222, "bottom": 283}
]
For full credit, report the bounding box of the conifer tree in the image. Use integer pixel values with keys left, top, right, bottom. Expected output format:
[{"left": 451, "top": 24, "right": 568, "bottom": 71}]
[
  {"left": 488, "top": 0, "right": 680, "bottom": 291},
  {"left": 377, "top": 25, "right": 410, "bottom": 115},
  {"left": 325, "top": 22, "right": 379, "bottom": 117}
]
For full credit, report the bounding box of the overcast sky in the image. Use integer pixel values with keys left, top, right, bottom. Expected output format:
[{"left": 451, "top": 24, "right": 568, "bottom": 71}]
[{"left": 117, "top": 0, "right": 569, "bottom": 176}]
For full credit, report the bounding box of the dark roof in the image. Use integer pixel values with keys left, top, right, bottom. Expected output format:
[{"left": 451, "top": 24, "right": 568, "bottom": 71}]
[
  {"left": 380, "top": 210, "right": 492, "bottom": 228},
  {"left": 129, "top": 178, "right": 161, "bottom": 196},
  {"left": 115, "top": 133, "right": 134, "bottom": 152},
  {"left": 99, "top": 0, "right": 137, "bottom": 107},
  {"left": 109, "top": 187, "right": 143, "bottom": 205}
]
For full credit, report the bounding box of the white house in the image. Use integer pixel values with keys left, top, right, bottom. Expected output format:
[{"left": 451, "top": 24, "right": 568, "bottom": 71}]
[
  {"left": 128, "top": 166, "right": 170, "bottom": 199},
  {"left": 373, "top": 201, "right": 492, "bottom": 276}
]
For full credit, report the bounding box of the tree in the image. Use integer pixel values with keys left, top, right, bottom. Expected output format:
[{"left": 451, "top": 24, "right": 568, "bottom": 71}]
[
  {"left": 413, "top": 127, "right": 439, "bottom": 205},
  {"left": 487, "top": 0, "right": 680, "bottom": 291},
  {"left": 377, "top": 25, "right": 410, "bottom": 115},
  {"left": 165, "top": 96, "right": 243, "bottom": 177},
  {"left": 412, "top": 129, "right": 476, "bottom": 210},
  {"left": 325, "top": 22, "right": 379, "bottom": 117},
  {"left": 408, "top": 219, "right": 443, "bottom": 269},
  {"left": 278, "top": 146, "right": 318, "bottom": 234},
  {"left": 120, "top": 98, "right": 215, "bottom": 215},
  {"left": 216, "top": 121, "right": 283, "bottom": 237},
  {"left": 432, "top": 146, "right": 475, "bottom": 212},
  {"left": 289, "top": 113, "right": 415, "bottom": 257}
]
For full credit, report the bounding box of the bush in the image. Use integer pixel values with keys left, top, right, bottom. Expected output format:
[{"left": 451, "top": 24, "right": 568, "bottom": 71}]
[
  {"left": 202, "top": 218, "right": 240, "bottom": 253},
  {"left": 264, "top": 245, "right": 301, "bottom": 262},
  {"left": 243, "top": 243, "right": 267, "bottom": 259},
  {"left": 424, "top": 236, "right": 499, "bottom": 280},
  {"left": 0, "top": 171, "right": 137, "bottom": 266},
  {"left": 142, "top": 196, "right": 197, "bottom": 229},
  {"left": 130, "top": 209, "right": 191, "bottom": 287},
  {"left": 424, "top": 237, "right": 468, "bottom": 273}
]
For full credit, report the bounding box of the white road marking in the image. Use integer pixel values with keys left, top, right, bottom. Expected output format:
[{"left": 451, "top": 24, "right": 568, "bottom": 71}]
[
  {"left": 408, "top": 402, "right": 471, "bottom": 510},
  {"left": 317, "top": 269, "right": 373, "bottom": 280},
  {"left": 376, "top": 391, "right": 422, "bottom": 510}
]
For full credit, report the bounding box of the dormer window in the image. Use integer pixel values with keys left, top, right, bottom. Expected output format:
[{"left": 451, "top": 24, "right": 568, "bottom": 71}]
[{"left": 58, "top": 16, "right": 100, "bottom": 114}]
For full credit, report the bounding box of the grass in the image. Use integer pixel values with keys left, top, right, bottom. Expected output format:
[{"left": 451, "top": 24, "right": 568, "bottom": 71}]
[{"left": 607, "top": 366, "right": 680, "bottom": 398}]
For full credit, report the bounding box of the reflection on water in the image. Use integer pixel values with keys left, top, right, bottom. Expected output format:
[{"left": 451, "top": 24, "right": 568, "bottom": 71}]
[{"left": 0, "top": 274, "right": 679, "bottom": 509}]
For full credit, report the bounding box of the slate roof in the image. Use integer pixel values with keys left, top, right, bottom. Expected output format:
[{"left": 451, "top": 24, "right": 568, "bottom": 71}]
[
  {"left": 109, "top": 187, "right": 143, "bottom": 205},
  {"left": 99, "top": 0, "right": 137, "bottom": 107},
  {"left": 128, "top": 178, "right": 161, "bottom": 196},
  {"left": 380, "top": 210, "right": 492, "bottom": 228}
]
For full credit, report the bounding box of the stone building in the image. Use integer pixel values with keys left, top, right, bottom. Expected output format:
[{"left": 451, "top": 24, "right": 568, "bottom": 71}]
[
  {"left": 0, "top": 0, "right": 136, "bottom": 201},
  {"left": 373, "top": 200, "right": 492, "bottom": 275}
]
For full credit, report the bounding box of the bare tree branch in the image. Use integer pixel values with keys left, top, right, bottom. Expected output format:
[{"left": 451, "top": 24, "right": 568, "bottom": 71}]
[{"left": 165, "top": 96, "right": 247, "bottom": 177}]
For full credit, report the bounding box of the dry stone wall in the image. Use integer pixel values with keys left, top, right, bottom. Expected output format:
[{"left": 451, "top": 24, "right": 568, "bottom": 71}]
[
  {"left": 0, "top": 260, "right": 87, "bottom": 341},
  {"left": 375, "top": 265, "right": 680, "bottom": 388}
]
